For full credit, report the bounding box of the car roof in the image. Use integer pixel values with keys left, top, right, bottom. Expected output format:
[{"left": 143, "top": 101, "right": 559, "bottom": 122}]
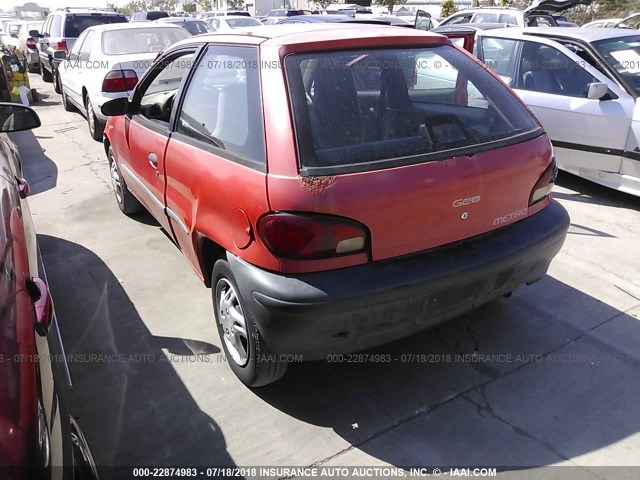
[
  {"left": 169, "top": 23, "right": 446, "bottom": 48},
  {"left": 221, "top": 15, "right": 261, "bottom": 20},
  {"left": 86, "top": 22, "right": 184, "bottom": 33},
  {"left": 158, "top": 17, "right": 204, "bottom": 22},
  {"left": 483, "top": 26, "right": 640, "bottom": 42},
  {"left": 53, "top": 8, "right": 124, "bottom": 15}
]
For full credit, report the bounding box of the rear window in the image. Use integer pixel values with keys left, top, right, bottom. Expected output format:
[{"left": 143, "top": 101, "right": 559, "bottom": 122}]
[
  {"left": 226, "top": 18, "right": 261, "bottom": 28},
  {"left": 285, "top": 45, "right": 540, "bottom": 175},
  {"left": 146, "top": 11, "right": 169, "bottom": 21},
  {"left": 64, "top": 14, "right": 127, "bottom": 37},
  {"left": 102, "top": 27, "right": 189, "bottom": 55}
]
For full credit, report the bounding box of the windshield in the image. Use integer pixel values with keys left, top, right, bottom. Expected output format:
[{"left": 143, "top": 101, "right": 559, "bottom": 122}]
[
  {"left": 181, "top": 20, "right": 215, "bottom": 35},
  {"left": 285, "top": 45, "right": 540, "bottom": 174},
  {"left": 592, "top": 35, "right": 640, "bottom": 96},
  {"left": 102, "top": 28, "right": 190, "bottom": 55},
  {"left": 226, "top": 18, "right": 261, "bottom": 27},
  {"left": 616, "top": 14, "right": 640, "bottom": 29}
]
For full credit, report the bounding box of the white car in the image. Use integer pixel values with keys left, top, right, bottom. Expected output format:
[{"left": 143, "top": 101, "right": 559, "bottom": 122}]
[
  {"left": 207, "top": 16, "right": 263, "bottom": 32},
  {"left": 581, "top": 18, "right": 622, "bottom": 28},
  {"left": 441, "top": 27, "right": 640, "bottom": 196},
  {"left": 57, "top": 22, "right": 189, "bottom": 141}
]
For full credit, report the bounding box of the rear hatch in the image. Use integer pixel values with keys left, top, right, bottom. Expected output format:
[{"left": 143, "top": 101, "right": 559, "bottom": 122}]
[
  {"left": 524, "top": 0, "right": 592, "bottom": 15},
  {"left": 269, "top": 43, "right": 551, "bottom": 261}
]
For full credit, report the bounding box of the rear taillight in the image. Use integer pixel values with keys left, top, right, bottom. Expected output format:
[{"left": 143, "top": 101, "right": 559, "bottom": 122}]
[
  {"left": 55, "top": 40, "right": 67, "bottom": 52},
  {"left": 101, "top": 69, "right": 138, "bottom": 93},
  {"left": 26, "top": 37, "right": 37, "bottom": 49},
  {"left": 529, "top": 158, "right": 558, "bottom": 206},
  {"left": 257, "top": 213, "right": 368, "bottom": 260}
]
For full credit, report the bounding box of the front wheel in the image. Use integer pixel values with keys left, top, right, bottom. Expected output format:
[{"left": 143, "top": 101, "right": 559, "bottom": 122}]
[
  {"left": 85, "top": 97, "right": 104, "bottom": 142},
  {"left": 108, "top": 147, "right": 142, "bottom": 216},
  {"left": 53, "top": 67, "right": 61, "bottom": 94},
  {"left": 212, "top": 259, "right": 287, "bottom": 387},
  {"left": 40, "top": 59, "right": 52, "bottom": 82}
]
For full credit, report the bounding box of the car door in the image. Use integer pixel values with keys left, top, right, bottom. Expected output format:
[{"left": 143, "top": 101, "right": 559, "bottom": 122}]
[
  {"left": 118, "top": 48, "right": 197, "bottom": 233},
  {"left": 164, "top": 45, "right": 269, "bottom": 276},
  {"left": 62, "top": 29, "right": 88, "bottom": 107},
  {"left": 479, "top": 35, "right": 635, "bottom": 175},
  {"left": 37, "top": 14, "right": 51, "bottom": 65}
]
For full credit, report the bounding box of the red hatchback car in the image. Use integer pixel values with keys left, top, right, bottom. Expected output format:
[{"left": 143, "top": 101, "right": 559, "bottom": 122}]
[{"left": 101, "top": 25, "right": 570, "bottom": 386}]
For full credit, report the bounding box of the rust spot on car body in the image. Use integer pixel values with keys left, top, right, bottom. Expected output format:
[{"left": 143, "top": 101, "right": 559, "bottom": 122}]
[{"left": 299, "top": 175, "right": 336, "bottom": 193}]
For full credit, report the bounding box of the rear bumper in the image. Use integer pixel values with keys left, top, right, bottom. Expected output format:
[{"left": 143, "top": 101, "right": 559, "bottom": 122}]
[{"left": 229, "top": 201, "right": 570, "bottom": 360}]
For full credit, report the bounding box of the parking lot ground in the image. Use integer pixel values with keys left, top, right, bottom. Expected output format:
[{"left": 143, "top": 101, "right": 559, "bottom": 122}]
[{"left": 12, "top": 77, "right": 640, "bottom": 479}]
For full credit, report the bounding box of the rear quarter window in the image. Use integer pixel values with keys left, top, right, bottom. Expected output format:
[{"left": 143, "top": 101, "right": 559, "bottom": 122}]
[{"left": 285, "top": 45, "right": 540, "bottom": 175}]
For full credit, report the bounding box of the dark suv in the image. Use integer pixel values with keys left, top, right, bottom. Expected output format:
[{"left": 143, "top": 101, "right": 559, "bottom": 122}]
[{"left": 31, "top": 7, "right": 127, "bottom": 93}]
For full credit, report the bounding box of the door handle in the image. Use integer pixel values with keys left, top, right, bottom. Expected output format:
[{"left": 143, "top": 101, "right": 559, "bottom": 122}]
[{"left": 148, "top": 152, "right": 158, "bottom": 169}]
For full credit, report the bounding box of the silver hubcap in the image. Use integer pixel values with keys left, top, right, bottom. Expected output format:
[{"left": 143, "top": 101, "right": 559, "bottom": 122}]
[
  {"left": 109, "top": 155, "right": 123, "bottom": 204},
  {"left": 217, "top": 279, "right": 249, "bottom": 366}
]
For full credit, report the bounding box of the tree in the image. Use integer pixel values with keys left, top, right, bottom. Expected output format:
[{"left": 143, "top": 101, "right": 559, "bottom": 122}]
[
  {"left": 183, "top": 2, "right": 197, "bottom": 13},
  {"left": 315, "top": 0, "right": 333, "bottom": 9},
  {"left": 196, "top": 0, "right": 213, "bottom": 11},
  {"left": 227, "top": 0, "right": 245, "bottom": 9},
  {"left": 440, "top": 0, "right": 458, "bottom": 18},
  {"left": 374, "top": 0, "right": 404, "bottom": 15}
]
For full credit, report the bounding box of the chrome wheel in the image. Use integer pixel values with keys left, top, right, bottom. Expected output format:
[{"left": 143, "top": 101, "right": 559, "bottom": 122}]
[
  {"left": 87, "top": 99, "right": 95, "bottom": 136},
  {"left": 217, "top": 279, "right": 249, "bottom": 366},
  {"left": 109, "top": 154, "right": 123, "bottom": 204}
]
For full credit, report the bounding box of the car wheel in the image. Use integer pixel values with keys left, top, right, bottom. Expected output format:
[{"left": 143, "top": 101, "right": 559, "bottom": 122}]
[
  {"left": 40, "top": 59, "right": 52, "bottom": 82},
  {"left": 108, "top": 147, "right": 142, "bottom": 215},
  {"left": 212, "top": 259, "right": 288, "bottom": 387},
  {"left": 85, "top": 97, "right": 104, "bottom": 142},
  {"left": 53, "top": 68, "right": 62, "bottom": 94},
  {"left": 70, "top": 418, "right": 99, "bottom": 480},
  {"left": 61, "top": 87, "right": 76, "bottom": 112}
]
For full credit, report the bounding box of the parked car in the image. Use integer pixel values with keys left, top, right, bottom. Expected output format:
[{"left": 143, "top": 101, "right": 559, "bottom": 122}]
[
  {"left": 581, "top": 18, "right": 621, "bottom": 28},
  {"left": 31, "top": 7, "right": 128, "bottom": 93},
  {"left": 614, "top": 13, "right": 640, "bottom": 29},
  {"left": 438, "top": 26, "right": 640, "bottom": 196},
  {"left": 0, "top": 20, "right": 23, "bottom": 47},
  {"left": 57, "top": 22, "right": 189, "bottom": 141},
  {"left": 99, "top": 24, "right": 569, "bottom": 386},
  {"left": 0, "top": 102, "right": 99, "bottom": 478},
  {"left": 130, "top": 11, "right": 169, "bottom": 21},
  {"left": 439, "top": 0, "right": 592, "bottom": 28},
  {"left": 156, "top": 17, "right": 215, "bottom": 35},
  {"left": 16, "top": 20, "right": 44, "bottom": 72},
  {"left": 207, "top": 16, "right": 263, "bottom": 31},
  {"left": 201, "top": 10, "right": 251, "bottom": 19}
]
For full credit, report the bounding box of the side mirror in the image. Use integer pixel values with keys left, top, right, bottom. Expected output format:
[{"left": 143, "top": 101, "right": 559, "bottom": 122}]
[
  {"left": 10, "top": 33, "right": 19, "bottom": 38},
  {"left": 53, "top": 50, "right": 67, "bottom": 60},
  {"left": 101, "top": 97, "right": 129, "bottom": 116},
  {"left": 585, "top": 82, "right": 608, "bottom": 100},
  {"left": 0, "top": 103, "right": 41, "bottom": 133},
  {"left": 28, "top": 29, "right": 40, "bottom": 38}
]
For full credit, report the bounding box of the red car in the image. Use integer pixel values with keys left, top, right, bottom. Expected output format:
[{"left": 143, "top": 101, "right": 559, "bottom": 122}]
[
  {"left": 0, "top": 103, "right": 98, "bottom": 478},
  {"left": 101, "top": 25, "right": 570, "bottom": 386}
]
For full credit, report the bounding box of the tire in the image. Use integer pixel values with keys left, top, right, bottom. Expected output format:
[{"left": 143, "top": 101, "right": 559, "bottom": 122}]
[
  {"left": 40, "top": 59, "right": 52, "bottom": 82},
  {"left": 61, "top": 87, "right": 75, "bottom": 112},
  {"left": 212, "top": 259, "right": 288, "bottom": 387},
  {"left": 85, "top": 97, "right": 104, "bottom": 142},
  {"left": 53, "top": 67, "right": 61, "bottom": 94},
  {"left": 108, "top": 147, "right": 143, "bottom": 216}
]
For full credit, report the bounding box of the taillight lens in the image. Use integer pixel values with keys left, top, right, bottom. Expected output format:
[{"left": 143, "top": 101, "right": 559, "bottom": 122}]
[
  {"left": 26, "top": 37, "right": 37, "bottom": 49},
  {"left": 55, "top": 40, "right": 67, "bottom": 52},
  {"left": 257, "top": 213, "right": 368, "bottom": 260},
  {"left": 529, "top": 158, "right": 558, "bottom": 206},
  {"left": 101, "top": 70, "right": 138, "bottom": 93}
]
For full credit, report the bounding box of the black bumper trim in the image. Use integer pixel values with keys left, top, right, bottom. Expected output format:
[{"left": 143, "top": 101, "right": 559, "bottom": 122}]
[{"left": 229, "top": 201, "right": 570, "bottom": 360}]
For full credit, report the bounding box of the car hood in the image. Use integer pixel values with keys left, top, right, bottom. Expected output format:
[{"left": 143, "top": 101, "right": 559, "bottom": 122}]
[{"left": 525, "top": 0, "right": 592, "bottom": 15}]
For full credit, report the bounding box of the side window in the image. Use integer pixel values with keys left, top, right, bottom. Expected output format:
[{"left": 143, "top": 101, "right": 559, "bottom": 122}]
[
  {"left": 210, "top": 19, "right": 220, "bottom": 30},
  {"left": 481, "top": 37, "right": 520, "bottom": 80},
  {"left": 519, "top": 42, "right": 598, "bottom": 97},
  {"left": 41, "top": 16, "right": 51, "bottom": 35},
  {"left": 69, "top": 31, "right": 87, "bottom": 61},
  {"left": 176, "top": 46, "right": 265, "bottom": 165},
  {"left": 474, "top": 13, "right": 498, "bottom": 23},
  {"left": 78, "top": 31, "right": 94, "bottom": 62},
  {"left": 51, "top": 14, "right": 62, "bottom": 37},
  {"left": 498, "top": 14, "right": 518, "bottom": 25},
  {"left": 138, "top": 52, "right": 195, "bottom": 124}
]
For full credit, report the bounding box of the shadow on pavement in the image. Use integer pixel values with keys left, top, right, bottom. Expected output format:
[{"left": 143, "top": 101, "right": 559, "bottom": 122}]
[
  {"left": 256, "top": 275, "right": 640, "bottom": 469},
  {"left": 555, "top": 171, "right": 639, "bottom": 210},
  {"left": 9, "top": 128, "right": 58, "bottom": 195},
  {"left": 38, "top": 235, "right": 238, "bottom": 477}
]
